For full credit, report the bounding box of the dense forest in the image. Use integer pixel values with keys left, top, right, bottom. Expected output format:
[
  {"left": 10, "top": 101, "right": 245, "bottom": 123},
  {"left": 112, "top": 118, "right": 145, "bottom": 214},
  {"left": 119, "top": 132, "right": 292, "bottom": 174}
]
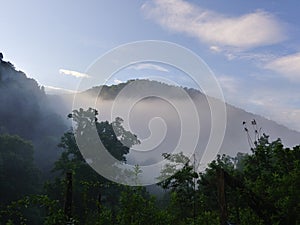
[
  {"left": 0, "top": 53, "right": 66, "bottom": 175},
  {"left": 0, "top": 54, "right": 299, "bottom": 225}
]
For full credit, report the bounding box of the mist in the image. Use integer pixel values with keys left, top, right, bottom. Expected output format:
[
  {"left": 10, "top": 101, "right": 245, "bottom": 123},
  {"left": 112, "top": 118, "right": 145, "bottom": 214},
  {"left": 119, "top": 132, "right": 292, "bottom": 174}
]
[
  {"left": 0, "top": 55, "right": 68, "bottom": 174},
  {"left": 56, "top": 79, "right": 300, "bottom": 172}
]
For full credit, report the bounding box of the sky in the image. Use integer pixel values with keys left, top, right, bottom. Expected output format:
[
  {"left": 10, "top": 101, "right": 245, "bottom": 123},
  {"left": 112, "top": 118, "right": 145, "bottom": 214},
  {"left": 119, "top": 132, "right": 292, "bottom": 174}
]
[{"left": 1, "top": 0, "right": 300, "bottom": 131}]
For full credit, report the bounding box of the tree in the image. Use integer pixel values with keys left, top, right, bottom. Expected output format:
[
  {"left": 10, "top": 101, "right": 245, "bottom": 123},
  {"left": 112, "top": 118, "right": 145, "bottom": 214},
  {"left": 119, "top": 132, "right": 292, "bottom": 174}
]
[
  {"left": 48, "top": 108, "right": 140, "bottom": 224},
  {"left": 199, "top": 133, "right": 300, "bottom": 225},
  {"left": 242, "top": 134, "right": 300, "bottom": 225},
  {"left": 199, "top": 154, "right": 240, "bottom": 225},
  {"left": 0, "top": 134, "right": 40, "bottom": 205},
  {"left": 0, "top": 195, "right": 65, "bottom": 225},
  {"left": 0, "top": 134, "right": 41, "bottom": 225},
  {"left": 117, "top": 187, "right": 159, "bottom": 225},
  {"left": 157, "top": 152, "right": 198, "bottom": 223}
]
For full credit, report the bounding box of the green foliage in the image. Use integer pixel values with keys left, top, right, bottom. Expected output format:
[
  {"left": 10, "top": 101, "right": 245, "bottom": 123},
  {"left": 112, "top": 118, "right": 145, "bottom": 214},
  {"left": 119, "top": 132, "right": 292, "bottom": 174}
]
[
  {"left": 69, "top": 108, "right": 140, "bottom": 162},
  {"left": 157, "top": 152, "right": 199, "bottom": 222},
  {"left": 158, "top": 152, "right": 198, "bottom": 191},
  {"left": 185, "top": 211, "right": 219, "bottom": 225},
  {"left": 242, "top": 134, "right": 300, "bottom": 224},
  {"left": 83, "top": 206, "right": 113, "bottom": 225},
  {"left": 1, "top": 109, "right": 299, "bottom": 225},
  {"left": 156, "top": 135, "right": 300, "bottom": 225},
  {"left": 48, "top": 108, "right": 141, "bottom": 224},
  {"left": 198, "top": 154, "right": 237, "bottom": 211},
  {"left": 117, "top": 187, "right": 157, "bottom": 225},
  {"left": 0, "top": 195, "right": 65, "bottom": 225},
  {"left": 0, "top": 134, "right": 40, "bottom": 205}
]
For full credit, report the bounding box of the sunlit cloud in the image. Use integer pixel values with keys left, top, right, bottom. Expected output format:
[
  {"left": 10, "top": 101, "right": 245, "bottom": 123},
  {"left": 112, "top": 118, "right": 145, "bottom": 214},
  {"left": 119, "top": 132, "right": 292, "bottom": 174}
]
[
  {"left": 44, "top": 85, "right": 78, "bottom": 94},
  {"left": 210, "top": 46, "right": 222, "bottom": 53},
  {"left": 59, "top": 69, "right": 91, "bottom": 78},
  {"left": 127, "top": 63, "right": 169, "bottom": 72},
  {"left": 264, "top": 53, "right": 300, "bottom": 82},
  {"left": 142, "top": 0, "right": 286, "bottom": 49},
  {"left": 114, "top": 79, "right": 123, "bottom": 84}
]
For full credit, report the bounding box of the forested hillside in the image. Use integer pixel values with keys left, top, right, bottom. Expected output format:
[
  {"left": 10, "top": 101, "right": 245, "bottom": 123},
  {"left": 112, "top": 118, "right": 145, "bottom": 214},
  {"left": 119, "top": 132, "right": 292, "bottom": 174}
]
[
  {"left": 0, "top": 54, "right": 299, "bottom": 225},
  {"left": 0, "top": 54, "right": 66, "bottom": 173}
]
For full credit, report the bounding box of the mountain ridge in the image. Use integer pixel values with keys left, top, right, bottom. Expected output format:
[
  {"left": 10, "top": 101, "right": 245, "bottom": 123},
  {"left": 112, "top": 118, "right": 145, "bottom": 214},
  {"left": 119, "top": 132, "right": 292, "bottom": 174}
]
[
  {"left": 62, "top": 79, "right": 300, "bottom": 134},
  {"left": 56, "top": 79, "right": 300, "bottom": 164}
]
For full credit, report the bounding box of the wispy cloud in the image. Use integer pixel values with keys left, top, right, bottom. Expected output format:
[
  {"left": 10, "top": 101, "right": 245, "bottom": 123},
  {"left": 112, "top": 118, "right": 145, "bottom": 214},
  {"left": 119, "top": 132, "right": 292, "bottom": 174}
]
[
  {"left": 217, "top": 75, "right": 239, "bottom": 94},
  {"left": 209, "top": 46, "right": 276, "bottom": 62},
  {"left": 249, "top": 96, "right": 300, "bottom": 132},
  {"left": 142, "top": 0, "right": 286, "bottom": 50},
  {"left": 59, "top": 69, "right": 91, "bottom": 78},
  {"left": 210, "top": 46, "right": 222, "bottom": 53},
  {"left": 127, "top": 63, "right": 169, "bottom": 72},
  {"left": 44, "top": 85, "right": 78, "bottom": 94},
  {"left": 214, "top": 73, "right": 300, "bottom": 131},
  {"left": 264, "top": 53, "right": 300, "bottom": 82}
]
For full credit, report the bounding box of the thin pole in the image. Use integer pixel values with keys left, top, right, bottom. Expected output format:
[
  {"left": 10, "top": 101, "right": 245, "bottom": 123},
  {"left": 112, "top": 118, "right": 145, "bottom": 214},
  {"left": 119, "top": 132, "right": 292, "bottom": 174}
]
[
  {"left": 193, "top": 154, "right": 196, "bottom": 224},
  {"left": 217, "top": 168, "right": 227, "bottom": 225},
  {"left": 64, "top": 171, "right": 73, "bottom": 223}
]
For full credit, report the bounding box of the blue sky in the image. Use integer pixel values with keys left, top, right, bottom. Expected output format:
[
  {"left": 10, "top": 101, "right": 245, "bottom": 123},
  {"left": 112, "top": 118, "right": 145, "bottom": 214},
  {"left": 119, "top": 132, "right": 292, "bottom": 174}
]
[{"left": 1, "top": 0, "right": 300, "bottom": 131}]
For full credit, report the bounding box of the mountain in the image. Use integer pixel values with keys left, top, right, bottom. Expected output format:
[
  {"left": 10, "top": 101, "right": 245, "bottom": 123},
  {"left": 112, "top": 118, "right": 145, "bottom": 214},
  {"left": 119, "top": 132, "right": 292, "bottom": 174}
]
[
  {"left": 1, "top": 51, "right": 299, "bottom": 180},
  {"left": 57, "top": 79, "right": 300, "bottom": 168},
  {"left": 0, "top": 53, "right": 67, "bottom": 173}
]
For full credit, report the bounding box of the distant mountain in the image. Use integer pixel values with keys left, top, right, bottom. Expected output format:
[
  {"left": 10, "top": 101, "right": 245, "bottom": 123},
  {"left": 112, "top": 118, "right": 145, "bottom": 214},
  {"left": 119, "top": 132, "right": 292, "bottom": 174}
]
[
  {"left": 0, "top": 53, "right": 67, "bottom": 173},
  {"left": 58, "top": 79, "right": 300, "bottom": 167}
]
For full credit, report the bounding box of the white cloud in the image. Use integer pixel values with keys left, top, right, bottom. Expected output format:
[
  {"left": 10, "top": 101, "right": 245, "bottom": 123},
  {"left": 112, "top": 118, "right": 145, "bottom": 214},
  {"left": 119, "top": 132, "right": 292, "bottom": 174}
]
[
  {"left": 114, "top": 79, "right": 123, "bottom": 84},
  {"left": 264, "top": 53, "right": 300, "bottom": 82},
  {"left": 142, "top": 0, "right": 286, "bottom": 49},
  {"left": 44, "top": 85, "right": 78, "bottom": 94},
  {"left": 59, "top": 69, "right": 91, "bottom": 78},
  {"left": 210, "top": 46, "right": 222, "bottom": 53},
  {"left": 127, "top": 63, "right": 169, "bottom": 72}
]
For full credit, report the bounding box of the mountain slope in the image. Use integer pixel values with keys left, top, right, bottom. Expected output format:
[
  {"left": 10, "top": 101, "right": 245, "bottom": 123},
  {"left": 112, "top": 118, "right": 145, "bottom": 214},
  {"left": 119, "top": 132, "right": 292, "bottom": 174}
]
[
  {"left": 58, "top": 79, "right": 300, "bottom": 166},
  {"left": 0, "top": 53, "right": 67, "bottom": 173}
]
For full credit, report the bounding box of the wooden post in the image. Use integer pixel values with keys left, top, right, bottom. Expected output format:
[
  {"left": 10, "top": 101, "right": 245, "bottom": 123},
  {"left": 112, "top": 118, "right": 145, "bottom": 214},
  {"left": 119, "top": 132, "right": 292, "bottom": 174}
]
[
  {"left": 64, "top": 171, "right": 73, "bottom": 222},
  {"left": 97, "top": 191, "right": 102, "bottom": 214},
  {"left": 217, "top": 168, "right": 228, "bottom": 225}
]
